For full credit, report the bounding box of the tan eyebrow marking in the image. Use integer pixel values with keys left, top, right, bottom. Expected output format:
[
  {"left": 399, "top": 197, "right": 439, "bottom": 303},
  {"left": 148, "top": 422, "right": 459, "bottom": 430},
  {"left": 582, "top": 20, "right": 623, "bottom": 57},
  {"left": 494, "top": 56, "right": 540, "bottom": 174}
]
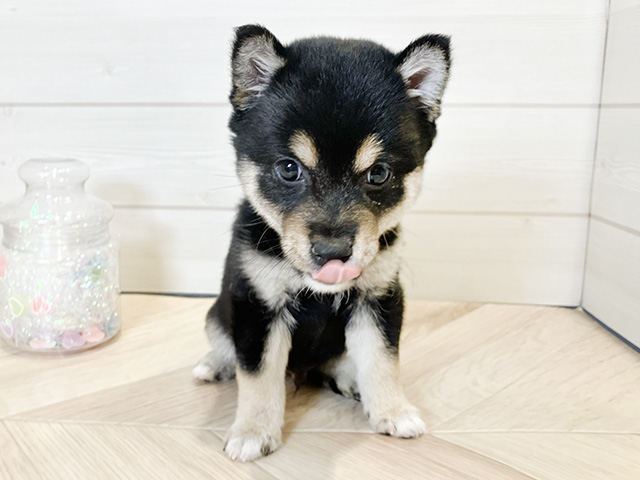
[
  {"left": 289, "top": 130, "right": 318, "bottom": 169},
  {"left": 354, "top": 134, "right": 384, "bottom": 173}
]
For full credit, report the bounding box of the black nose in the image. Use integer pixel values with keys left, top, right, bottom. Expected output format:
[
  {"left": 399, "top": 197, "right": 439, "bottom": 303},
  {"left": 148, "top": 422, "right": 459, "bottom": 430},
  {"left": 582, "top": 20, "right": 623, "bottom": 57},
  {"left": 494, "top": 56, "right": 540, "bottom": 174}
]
[{"left": 310, "top": 238, "right": 353, "bottom": 266}]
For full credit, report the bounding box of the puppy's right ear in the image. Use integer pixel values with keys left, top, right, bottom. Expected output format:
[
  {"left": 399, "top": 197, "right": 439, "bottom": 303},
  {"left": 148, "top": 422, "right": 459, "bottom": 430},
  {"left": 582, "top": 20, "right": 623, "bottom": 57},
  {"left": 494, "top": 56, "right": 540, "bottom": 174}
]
[{"left": 230, "top": 25, "right": 286, "bottom": 111}]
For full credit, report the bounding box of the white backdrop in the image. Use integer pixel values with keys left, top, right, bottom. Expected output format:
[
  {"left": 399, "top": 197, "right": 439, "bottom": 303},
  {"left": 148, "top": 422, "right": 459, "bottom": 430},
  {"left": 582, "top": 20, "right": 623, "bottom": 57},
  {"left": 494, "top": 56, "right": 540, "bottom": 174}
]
[{"left": 0, "top": 0, "right": 608, "bottom": 304}]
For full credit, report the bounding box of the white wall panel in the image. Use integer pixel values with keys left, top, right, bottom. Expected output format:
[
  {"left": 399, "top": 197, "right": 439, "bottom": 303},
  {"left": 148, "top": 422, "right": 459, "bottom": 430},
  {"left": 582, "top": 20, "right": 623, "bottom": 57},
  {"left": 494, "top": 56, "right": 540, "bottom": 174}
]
[
  {"left": 0, "top": 0, "right": 607, "bottom": 19},
  {"left": 609, "top": 0, "right": 640, "bottom": 13},
  {"left": 583, "top": 0, "right": 640, "bottom": 347},
  {"left": 0, "top": 106, "right": 597, "bottom": 214},
  {"left": 592, "top": 107, "right": 640, "bottom": 232},
  {"left": 0, "top": 15, "right": 604, "bottom": 105},
  {"left": 112, "top": 206, "right": 587, "bottom": 306},
  {"left": 112, "top": 207, "right": 234, "bottom": 294},
  {"left": 601, "top": 6, "right": 640, "bottom": 104},
  {"left": 402, "top": 214, "right": 588, "bottom": 305},
  {"left": 583, "top": 220, "right": 640, "bottom": 346}
]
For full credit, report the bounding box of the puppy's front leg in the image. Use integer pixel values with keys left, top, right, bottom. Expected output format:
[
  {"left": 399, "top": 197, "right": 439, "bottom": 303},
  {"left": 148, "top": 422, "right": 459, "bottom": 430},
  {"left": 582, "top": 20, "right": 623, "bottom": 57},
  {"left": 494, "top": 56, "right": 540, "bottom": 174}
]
[
  {"left": 347, "top": 297, "right": 426, "bottom": 438},
  {"left": 224, "top": 319, "right": 292, "bottom": 462}
]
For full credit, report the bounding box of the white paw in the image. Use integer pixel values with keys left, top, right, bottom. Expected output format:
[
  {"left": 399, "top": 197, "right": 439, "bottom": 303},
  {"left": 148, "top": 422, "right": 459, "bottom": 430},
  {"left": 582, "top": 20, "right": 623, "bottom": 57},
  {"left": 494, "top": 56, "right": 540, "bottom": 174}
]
[
  {"left": 192, "top": 362, "right": 215, "bottom": 382},
  {"left": 192, "top": 352, "right": 235, "bottom": 383},
  {"left": 318, "top": 355, "right": 360, "bottom": 400},
  {"left": 369, "top": 404, "right": 426, "bottom": 438},
  {"left": 333, "top": 378, "right": 361, "bottom": 401},
  {"left": 224, "top": 425, "right": 282, "bottom": 462}
]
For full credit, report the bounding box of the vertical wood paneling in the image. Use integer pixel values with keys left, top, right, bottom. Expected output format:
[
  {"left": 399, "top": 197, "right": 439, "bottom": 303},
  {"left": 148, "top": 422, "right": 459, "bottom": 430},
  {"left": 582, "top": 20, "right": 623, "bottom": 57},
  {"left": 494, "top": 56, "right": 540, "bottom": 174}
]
[
  {"left": 583, "top": 220, "right": 640, "bottom": 346},
  {"left": 583, "top": 0, "right": 640, "bottom": 346},
  {"left": 591, "top": 108, "right": 640, "bottom": 231},
  {"left": 601, "top": 3, "right": 640, "bottom": 104}
]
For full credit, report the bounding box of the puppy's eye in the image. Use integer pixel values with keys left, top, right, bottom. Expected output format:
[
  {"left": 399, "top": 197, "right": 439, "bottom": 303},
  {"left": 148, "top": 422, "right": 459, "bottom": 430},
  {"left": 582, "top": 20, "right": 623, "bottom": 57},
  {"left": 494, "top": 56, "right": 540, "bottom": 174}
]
[
  {"left": 275, "top": 159, "right": 302, "bottom": 183},
  {"left": 367, "top": 163, "right": 392, "bottom": 186}
]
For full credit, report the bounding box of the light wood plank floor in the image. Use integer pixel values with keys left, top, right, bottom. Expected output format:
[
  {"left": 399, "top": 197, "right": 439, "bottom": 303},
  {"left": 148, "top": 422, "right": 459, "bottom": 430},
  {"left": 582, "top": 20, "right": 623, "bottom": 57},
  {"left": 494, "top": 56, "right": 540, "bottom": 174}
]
[{"left": 1, "top": 294, "right": 639, "bottom": 479}]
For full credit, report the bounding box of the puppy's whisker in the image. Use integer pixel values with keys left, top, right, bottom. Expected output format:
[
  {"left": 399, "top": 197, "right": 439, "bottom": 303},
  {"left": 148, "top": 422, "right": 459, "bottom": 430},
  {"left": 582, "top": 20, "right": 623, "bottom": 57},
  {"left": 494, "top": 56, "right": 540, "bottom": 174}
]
[
  {"left": 235, "top": 221, "right": 267, "bottom": 228},
  {"left": 398, "top": 257, "right": 416, "bottom": 287},
  {"left": 219, "top": 220, "right": 265, "bottom": 237},
  {"left": 382, "top": 233, "right": 390, "bottom": 249},
  {"left": 255, "top": 226, "right": 271, "bottom": 252},
  {"left": 263, "top": 245, "right": 284, "bottom": 255},
  {"left": 243, "top": 246, "right": 284, "bottom": 265},
  {"left": 205, "top": 181, "right": 252, "bottom": 191},
  {"left": 401, "top": 227, "right": 425, "bottom": 240},
  {"left": 252, "top": 250, "right": 288, "bottom": 284},
  {"left": 255, "top": 260, "right": 287, "bottom": 291}
]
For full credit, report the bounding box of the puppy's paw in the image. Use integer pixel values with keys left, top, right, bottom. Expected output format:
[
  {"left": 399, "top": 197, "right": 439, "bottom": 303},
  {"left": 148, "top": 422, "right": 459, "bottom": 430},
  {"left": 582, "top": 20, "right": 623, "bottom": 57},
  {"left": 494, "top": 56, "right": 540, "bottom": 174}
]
[
  {"left": 192, "top": 352, "right": 235, "bottom": 383},
  {"left": 224, "top": 425, "right": 282, "bottom": 462},
  {"left": 369, "top": 404, "right": 426, "bottom": 438},
  {"left": 330, "top": 377, "right": 361, "bottom": 402},
  {"left": 314, "top": 355, "right": 360, "bottom": 401}
]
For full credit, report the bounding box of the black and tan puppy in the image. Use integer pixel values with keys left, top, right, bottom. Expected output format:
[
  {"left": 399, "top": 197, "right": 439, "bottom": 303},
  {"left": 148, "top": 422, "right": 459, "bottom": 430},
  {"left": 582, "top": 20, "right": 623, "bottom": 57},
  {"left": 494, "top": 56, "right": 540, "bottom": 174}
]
[{"left": 193, "top": 25, "right": 451, "bottom": 462}]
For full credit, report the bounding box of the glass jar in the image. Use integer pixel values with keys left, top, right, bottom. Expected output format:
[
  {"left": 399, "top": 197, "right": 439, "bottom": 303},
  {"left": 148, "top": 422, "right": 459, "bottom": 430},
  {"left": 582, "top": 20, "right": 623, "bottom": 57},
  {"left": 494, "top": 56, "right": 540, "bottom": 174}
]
[{"left": 0, "top": 159, "right": 120, "bottom": 352}]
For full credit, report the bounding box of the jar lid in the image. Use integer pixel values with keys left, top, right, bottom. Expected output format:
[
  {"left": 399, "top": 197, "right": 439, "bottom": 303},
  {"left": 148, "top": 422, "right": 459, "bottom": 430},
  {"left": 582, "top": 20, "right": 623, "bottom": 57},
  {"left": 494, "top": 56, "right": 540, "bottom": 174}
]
[{"left": 0, "top": 159, "right": 114, "bottom": 240}]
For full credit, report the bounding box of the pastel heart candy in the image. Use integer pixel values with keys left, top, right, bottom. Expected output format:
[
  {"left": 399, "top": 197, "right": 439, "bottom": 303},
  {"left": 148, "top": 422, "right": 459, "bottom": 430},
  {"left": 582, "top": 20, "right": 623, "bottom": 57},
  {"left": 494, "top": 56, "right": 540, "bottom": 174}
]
[
  {"left": 311, "top": 259, "right": 361, "bottom": 285},
  {"left": 0, "top": 255, "right": 6, "bottom": 277},
  {"left": 29, "top": 338, "right": 57, "bottom": 350},
  {"left": 1, "top": 322, "right": 14, "bottom": 338},
  {"left": 61, "top": 332, "right": 86, "bottom": 349},
  {"left": 31, "top": 297, "right": 53, "bottom": 315},
  {"left": 82, "top": 328, "right": 105, "bottom": 343},
  {"left": 9, "top": 297, "right": 26, "bottom": 317}
]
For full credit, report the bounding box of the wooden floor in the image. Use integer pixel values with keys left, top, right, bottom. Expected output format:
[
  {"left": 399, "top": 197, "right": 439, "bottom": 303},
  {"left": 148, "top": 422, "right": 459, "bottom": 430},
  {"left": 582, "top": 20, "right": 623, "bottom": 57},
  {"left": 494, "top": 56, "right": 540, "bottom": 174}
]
[{"left": 1, "top": 295, "right": 639, "bottom": 480}]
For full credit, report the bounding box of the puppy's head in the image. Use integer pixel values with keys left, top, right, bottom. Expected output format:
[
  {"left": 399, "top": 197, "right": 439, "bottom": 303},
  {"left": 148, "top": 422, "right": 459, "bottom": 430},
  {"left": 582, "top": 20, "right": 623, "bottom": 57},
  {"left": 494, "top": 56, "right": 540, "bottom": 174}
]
[{"left": 230, "top": 25, "right": 451, "bottom": 293}]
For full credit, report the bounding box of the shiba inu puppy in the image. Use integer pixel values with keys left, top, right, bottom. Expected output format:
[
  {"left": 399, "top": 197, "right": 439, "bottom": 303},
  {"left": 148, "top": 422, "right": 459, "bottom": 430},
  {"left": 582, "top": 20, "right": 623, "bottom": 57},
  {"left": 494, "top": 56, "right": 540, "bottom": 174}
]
[{"left": 193, "top": 24, "right": 451, "bottom": 462}]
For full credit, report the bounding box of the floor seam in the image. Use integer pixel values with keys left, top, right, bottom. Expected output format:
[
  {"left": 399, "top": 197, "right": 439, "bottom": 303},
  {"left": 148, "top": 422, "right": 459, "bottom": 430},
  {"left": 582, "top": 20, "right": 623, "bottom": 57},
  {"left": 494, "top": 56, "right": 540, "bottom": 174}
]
[
  {"left": 2, "top": 418, "right": 386, "bottom": 435},
  {"left": 2, "top": 417, "right": 225, "bottom": 432},
  {"left": 431, "top": 432, "right": 540, "bottom": 480},
  {"left": 430, "top": 324, "right": 598, "bottom": 432},
  {"left": 432, "top": 430, "right": 640, "bottom": 435},
  {"left": 9, "top": 417, "right": 638, "bottom": 436},
  {"left": 4, "top": 366, "right": 199, "bottom": 420}
]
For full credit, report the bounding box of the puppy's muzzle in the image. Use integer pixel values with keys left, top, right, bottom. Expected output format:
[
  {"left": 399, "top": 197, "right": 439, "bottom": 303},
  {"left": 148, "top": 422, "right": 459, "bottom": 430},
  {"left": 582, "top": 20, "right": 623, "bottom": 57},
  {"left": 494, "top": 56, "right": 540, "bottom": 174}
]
[
  {"left": 309, "top": 233, "right": 361, "bottom": 285},
  {"left": 310, "top": 237, "right": 353, "bottom": 266}
]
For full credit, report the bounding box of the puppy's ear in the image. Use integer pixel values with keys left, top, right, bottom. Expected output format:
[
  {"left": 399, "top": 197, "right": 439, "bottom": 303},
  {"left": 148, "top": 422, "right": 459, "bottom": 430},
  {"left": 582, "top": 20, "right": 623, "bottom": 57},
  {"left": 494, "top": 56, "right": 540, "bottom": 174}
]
[
  {"left": 230, "top": 25, "right": 286, "bottom": 111},
  {"left": 395, "top": 35, "right": 451, "bottom": 121}
]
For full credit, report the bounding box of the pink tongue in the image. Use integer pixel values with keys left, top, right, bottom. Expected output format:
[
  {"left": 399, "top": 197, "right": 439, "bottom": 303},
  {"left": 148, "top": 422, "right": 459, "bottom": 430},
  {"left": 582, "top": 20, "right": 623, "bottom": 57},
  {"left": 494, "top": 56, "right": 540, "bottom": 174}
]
[{"left": 312, "top": 259, "right": 361, "bottom": 285}]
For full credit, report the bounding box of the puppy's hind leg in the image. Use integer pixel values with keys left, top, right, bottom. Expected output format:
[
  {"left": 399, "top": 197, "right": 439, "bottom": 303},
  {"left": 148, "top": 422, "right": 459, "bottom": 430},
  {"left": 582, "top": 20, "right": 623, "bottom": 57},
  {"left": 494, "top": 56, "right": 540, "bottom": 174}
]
[
  {"left": 311, "top": 354, "right": 361, "bottom": 402},
  {"left": 192, "top": 305, "right": 236, "bottom": 383}
]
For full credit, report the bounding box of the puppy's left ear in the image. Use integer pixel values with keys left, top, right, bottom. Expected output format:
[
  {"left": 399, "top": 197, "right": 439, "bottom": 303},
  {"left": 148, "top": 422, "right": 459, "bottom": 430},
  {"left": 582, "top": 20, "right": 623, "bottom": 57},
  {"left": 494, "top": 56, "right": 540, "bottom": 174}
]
[
  {"left": 230, "top": 25, "right": 287, "bottom": 111},
  {"left": 395, "top": 35, "right": 451, "bottom": 122}
]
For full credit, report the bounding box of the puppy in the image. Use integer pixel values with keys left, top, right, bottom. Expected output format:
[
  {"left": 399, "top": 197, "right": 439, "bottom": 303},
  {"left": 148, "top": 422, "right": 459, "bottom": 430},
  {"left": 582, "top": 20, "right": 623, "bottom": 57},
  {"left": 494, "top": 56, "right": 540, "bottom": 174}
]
[{"left": 193, "top": 25, "right": 451, "bottom": 462}]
